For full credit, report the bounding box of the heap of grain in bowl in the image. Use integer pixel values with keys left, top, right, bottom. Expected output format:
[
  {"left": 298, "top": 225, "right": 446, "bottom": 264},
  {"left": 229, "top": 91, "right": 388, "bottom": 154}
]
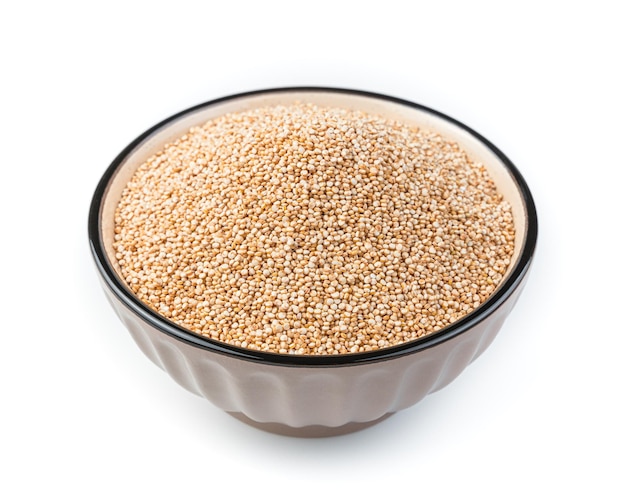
[{"left": 113, "top": 103, "right": 515, "bottom": 355}]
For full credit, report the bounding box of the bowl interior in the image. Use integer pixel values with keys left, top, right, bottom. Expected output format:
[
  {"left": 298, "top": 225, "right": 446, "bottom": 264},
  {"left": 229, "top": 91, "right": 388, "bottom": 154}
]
[{"left": 100, "top": 90, "right": 529, "bottom": 291}]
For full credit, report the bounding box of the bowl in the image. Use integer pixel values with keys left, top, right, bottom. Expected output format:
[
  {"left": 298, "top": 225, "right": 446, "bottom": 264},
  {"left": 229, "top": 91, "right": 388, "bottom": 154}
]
[{"left": 88, "top": 87, "right": 537, "bottom": 437}]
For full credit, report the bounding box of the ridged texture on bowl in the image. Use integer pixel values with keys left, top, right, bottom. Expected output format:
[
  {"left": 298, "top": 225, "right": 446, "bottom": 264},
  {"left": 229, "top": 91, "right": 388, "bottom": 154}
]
[{"left": 99, "top": 272, "right": 529, "bottom": 430}]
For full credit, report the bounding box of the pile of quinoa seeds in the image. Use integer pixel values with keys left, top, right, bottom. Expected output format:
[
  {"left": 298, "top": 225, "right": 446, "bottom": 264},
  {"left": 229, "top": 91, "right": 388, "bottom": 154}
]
[{"left": 113, "top": 103, "right": 515, "bottom": 355}]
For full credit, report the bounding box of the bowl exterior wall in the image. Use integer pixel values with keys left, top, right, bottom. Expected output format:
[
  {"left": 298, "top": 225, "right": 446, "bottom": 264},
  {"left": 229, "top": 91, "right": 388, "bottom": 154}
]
[{"left": 97, "top": 271, "right": 529, "bottom": 430}]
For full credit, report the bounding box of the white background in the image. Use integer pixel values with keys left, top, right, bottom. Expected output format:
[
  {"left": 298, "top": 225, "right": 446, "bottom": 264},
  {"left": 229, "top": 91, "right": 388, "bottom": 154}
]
[{"left": 2, "top": 1, "right": 624, "bottom": 496}]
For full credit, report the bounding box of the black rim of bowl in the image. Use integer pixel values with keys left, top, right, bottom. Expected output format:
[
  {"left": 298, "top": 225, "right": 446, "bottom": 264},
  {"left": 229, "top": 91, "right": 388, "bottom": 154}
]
[{"left": 88, "top": 86, "right": 538, "bottom": 367}]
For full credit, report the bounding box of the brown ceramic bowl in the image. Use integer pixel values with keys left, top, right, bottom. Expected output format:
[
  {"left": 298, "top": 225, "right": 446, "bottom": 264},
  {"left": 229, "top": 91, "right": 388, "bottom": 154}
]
[{"left": 88, "top": 87, "right": 537, "bottom": 437}]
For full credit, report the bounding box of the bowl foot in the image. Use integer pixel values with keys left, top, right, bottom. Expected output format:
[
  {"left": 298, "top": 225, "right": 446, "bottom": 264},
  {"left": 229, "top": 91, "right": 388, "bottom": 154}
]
[{"left": 227, "top": 412, "right": 395, "bottom": 437}]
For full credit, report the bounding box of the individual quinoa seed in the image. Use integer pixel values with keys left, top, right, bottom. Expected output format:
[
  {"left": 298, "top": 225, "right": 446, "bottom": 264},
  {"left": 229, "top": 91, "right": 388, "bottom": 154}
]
[{"left": 113, "top": 103, "right": 515, "bottom": 355}]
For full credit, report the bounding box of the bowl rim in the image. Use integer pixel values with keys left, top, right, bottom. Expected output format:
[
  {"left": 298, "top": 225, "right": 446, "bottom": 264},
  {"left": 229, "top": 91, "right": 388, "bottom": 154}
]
[{"left": 88, "top": 86, "right": 538, "bottom": 367}]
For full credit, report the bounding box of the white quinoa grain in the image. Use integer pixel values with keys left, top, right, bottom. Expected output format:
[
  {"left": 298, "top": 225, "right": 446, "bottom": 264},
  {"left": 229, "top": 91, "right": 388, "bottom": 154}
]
[{"left": 113, "top": 103, "right": 515, "bottom": 355}]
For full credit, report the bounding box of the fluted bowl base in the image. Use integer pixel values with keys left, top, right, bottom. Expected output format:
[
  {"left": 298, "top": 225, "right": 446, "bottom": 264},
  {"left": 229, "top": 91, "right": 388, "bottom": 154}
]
[{"left": 228, "top": 412, "right": 395, "bottom": 437}]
